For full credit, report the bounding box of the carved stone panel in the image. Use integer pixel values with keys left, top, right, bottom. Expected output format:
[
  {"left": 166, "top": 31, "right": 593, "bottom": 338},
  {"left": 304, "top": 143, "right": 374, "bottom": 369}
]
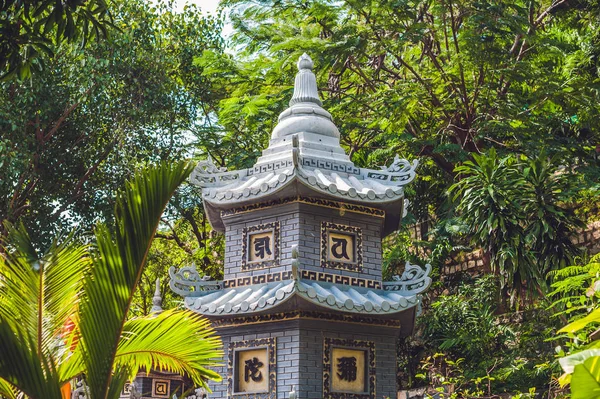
[
  {"left": 228, "top": 338, "right": 276, "bottom": 398},
  {"left": 331, "top": 348, "right": 367, "bottom": 393},
  {"left": 152, "top": 379, "right": 170, "bottom": 398},
  {"left": 323, "top": 338, "right": 375, "bottom": 399},
  {"left": 320, "top": 222, "right": 363, "bottom": 272},
  {"left": 242, "top": 222, "right": 280, "bottom": 271},
  {"left": 327, "top": 231, "right": 356, "bottom": 263},
  {"left": 235, "top": 348, "right": 269, "bottom": 393},
  {"left": 248, "top": 231, "right": 275, "bottom": 263}
]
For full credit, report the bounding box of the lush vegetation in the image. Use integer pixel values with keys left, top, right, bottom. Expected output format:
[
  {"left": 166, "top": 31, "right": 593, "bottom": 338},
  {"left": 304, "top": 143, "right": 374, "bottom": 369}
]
[
  {"left": 1, "top": 0, "right": 600, "bottom": 397},
  {"left": 0, "top": 162, "right": 222, "bottom": 399}
]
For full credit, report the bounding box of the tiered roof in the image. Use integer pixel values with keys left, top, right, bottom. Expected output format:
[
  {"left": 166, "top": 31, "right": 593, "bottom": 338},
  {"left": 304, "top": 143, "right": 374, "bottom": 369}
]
[
  {"left": 169, "top": 262, "right": 431, "bottom": 319},
  {"left": 171, "top": 54, "right": 430, "bottom": 323},
  {"left": 192, "top": 53, "right": 418, "bottom": 236}
]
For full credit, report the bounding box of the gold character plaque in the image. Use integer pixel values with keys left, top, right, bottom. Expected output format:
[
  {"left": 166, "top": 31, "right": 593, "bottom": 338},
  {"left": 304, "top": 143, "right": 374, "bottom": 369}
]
[
  {"left": 249, "top": 231, "right": 274, "bottom": 262},
  {"left": 320, "top": 222, "right": 363, "bottom": 272},
  {"left": 330, "top": 348, "right": 367, "bottom": 393},
  {"left": 327, "top": 232, "right": 355, "bottom": 263},
  {"left": 152, "top": 379, "right": 170, "bottom": 398},
  {"left": 242, "top": 222, "right": 280, "bottom": 271},
  {"left": 235, "top": 348, "right": 269, "bottom": 393}
]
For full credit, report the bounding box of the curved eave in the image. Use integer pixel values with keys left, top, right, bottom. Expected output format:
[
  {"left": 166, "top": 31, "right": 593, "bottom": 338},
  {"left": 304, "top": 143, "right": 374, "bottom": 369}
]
[
  {"left": 200, "top": 167, "right": 408, "bottom": 235},
  {"left": 184, "top": 280, "right": 296, "bottom": 315},
  {"left": 183, "top": 280, "right": 420, "bottom": 318},
  {"left": 201, "top": 169, "right": 405, "bottom": 205}
]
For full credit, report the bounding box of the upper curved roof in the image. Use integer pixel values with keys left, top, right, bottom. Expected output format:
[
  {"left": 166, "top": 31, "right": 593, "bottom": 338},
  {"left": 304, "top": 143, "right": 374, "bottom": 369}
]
[
  {"left": 193, "top": 156, "right": 417, "bottom": 205},
  {"left": 191, "top": 54, "right": 418, "bottom": 234}
]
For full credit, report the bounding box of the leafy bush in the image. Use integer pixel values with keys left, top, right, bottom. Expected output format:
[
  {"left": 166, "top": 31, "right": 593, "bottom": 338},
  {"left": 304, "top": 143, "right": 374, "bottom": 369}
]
[
  {"left": 420, "top": 276, "right": 510, "bottom": 360},
  {"left": 417, "top": 275, "right": 559, "bottom": 395}
]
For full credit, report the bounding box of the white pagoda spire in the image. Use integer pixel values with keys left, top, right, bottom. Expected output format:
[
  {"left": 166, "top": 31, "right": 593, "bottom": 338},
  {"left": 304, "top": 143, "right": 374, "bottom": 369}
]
[
  {"left": 289, "top": 53, "right": 322, "bottom": 106},
  {"left": 151, "top": 278, "right": 163, "bottom": 314}
]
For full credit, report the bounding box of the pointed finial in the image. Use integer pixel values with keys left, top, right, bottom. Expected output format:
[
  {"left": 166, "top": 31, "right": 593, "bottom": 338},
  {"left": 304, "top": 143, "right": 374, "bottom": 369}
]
[
  {"left": 297, "top": 53, "right": 313, "bottom": 71},
  {"left": 289, "top": 53, "right": 322, "bottom": 106},
  {"left": 151, "top": 278, "right": 163, "bottom": 314}
]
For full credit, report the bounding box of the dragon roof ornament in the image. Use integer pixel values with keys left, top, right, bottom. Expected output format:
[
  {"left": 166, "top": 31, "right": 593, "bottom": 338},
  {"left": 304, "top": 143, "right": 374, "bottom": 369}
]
[
  {"left": 383, "top": 261, "right": 432, "bottom": 295},
  {"left": 168, "top": 265, "right": 221, "bottom": 297}
]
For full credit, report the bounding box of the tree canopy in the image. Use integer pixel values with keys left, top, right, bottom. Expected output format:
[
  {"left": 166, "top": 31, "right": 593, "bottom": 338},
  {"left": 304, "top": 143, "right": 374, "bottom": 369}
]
[{"left": 1, "top": 0, "right": 599, "bottom": 396}]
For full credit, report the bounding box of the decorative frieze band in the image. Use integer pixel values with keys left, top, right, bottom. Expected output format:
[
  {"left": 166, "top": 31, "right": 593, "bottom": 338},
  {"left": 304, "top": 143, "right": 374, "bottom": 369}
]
[
  {"left": 221, "top": 196, "right": 385, "bottom": 218},
  {"left": 223, "top": 271, "right": 293, "bottom": 288},
  {"left": 300, "top": 270, "right": 381, "bottom": 289},
  {"left": 301, "top": 157, "right": 360, "bottom": 175},
  {"left": 211, "top": 310, "right": 401, "bottom": 329},
  {"left": 247, "top": 159, "right": 295, "bottom": 176},
  {"left": 221, "top": 270, "right": 380, "bottom": 289}
]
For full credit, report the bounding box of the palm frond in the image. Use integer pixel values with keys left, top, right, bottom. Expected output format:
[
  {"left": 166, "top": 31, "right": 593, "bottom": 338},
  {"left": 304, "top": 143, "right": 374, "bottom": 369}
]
[
  {"left": 0, "top": 224, "right": 40, "bottom": 348},
  {"left": 0, "top": 319, "right": 62, "bottom": 399},
  {"left": 78, "top": 161, "right": 194, "bottom": 399},
  {"left": 0, "top": 378, "right": 17, "bottom": 399},
  {"left": 115, "top": 310, "right": 222, "bottom": 389},
  {"left": 0, "top": 224, "right": 90, "bottom": 360}
]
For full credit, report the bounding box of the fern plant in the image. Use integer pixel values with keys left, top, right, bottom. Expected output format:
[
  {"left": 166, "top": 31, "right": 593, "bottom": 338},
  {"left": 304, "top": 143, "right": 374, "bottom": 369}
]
[{"left": 549, "top": 254, "right": 600, "bottom": 396}]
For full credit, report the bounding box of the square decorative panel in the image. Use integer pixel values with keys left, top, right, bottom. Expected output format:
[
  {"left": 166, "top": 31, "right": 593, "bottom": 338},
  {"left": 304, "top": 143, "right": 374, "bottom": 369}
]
[
  {"left": 242, "top": 222, "right": 280, "bottom": 271},
  {"left": 323, "top": 338, "right": 375, "bottom": 399},
  {"left": 320, "top": 222, "right": 363, "bottom": 272},
  {"left": 152, "top": 379, "right": 170, "bottom": 398},
  {"left": 228, "top": 338, "right": 276, "bottom": 397},
  {"left": 119, "top": 382, "right": 132, "bottom": 399}
]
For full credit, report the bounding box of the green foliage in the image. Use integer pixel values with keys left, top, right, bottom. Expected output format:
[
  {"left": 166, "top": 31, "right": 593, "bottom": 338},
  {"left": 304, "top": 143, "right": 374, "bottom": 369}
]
[
  {"left": 551, "top": 254, "right": 600, "bottom": 396},
  {"left": 0, "top": 162, "right": 223, "bottom": 399},
  {"left": 449, "top": 149, "right": 584, "bottom": 301},
  {"left": 213, "top": 0, "right": 600, "bottom": 207},
  {"left": 420, "top": 276, "right": 511, "bottom": 360},
  {"left": 417, "top": 275, "right": 559, "bottom": 394},
  {"left": 571, "top": 356, "right": 600, "bottom": 399},
  {"left": 0, "top": 0, "right": 224, "bottom": 249},
  {"left": 0, "top": 0, "right": 113, "bottom": 80}
]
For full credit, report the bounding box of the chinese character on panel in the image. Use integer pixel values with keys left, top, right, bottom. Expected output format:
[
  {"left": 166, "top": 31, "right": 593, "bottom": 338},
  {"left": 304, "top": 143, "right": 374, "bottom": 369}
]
[
  {"left": 235, "top": 348, "right": 269, "bottom": 393},
  {"left": 331, "top": 348, "right": 367, "bottom": 393},
  {"left": 152, "top": 379, "right": 170, "bottom": 398},
  {"left": 119, "top": 382, "right": 132, "bottom": 399},
  {"left": 242, "top": 222, "right": 280, "bottom": 271},
  {"left": 321, "top": 222, "right": 363, "bottom": 272},
  {"left": 327, "top": 232, "right": 355, "bottom": 263},
  {"left": 249, "top": 231, "right": 274, "bottom": 262}
]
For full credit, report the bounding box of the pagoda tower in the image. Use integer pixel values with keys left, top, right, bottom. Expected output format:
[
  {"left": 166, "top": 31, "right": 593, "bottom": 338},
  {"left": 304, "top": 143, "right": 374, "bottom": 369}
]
[{"left": 169, "top": 54, "right": 431, "bottom": 399}]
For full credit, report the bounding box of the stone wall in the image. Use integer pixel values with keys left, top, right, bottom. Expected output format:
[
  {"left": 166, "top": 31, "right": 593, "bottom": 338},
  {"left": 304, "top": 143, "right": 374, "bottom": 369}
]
[
  {"left": 442, "top": 221, "right": 600, "bottom": 275},
  {"left": 222, "top": 202, "right": 384, "bottom": 282},
  {"left": 206, "top": 319, "right": 400, "bottom": 399}
]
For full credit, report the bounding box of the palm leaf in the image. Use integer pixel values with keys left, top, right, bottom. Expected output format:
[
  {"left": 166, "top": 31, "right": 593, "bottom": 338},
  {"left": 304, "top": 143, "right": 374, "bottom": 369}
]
[
  {"left": 0, "top": 225, "right": 89, "bottom": 397},
  {"left": 0, "top": 224, "right": 89, "bottom": 356},
  {"left": 78, "top": 161, "right": 195, "bottom": 399},
  {"left": 0, "top": 319, "right": 62, "bottom": 399},
  {"left": 0, "top": 225, "right": 38, "bottom": 347},
  {"left": 115, "top": 310, "right": 222, "bottom": 389},
  {"left": 0, "top": 378, "right": 17, "bottom": 399}
]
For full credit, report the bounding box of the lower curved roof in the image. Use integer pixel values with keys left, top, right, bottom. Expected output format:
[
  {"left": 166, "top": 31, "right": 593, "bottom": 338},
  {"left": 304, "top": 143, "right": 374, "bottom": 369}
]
[{"left": 183, "top": 279, "right": 420, "bottom": 317}]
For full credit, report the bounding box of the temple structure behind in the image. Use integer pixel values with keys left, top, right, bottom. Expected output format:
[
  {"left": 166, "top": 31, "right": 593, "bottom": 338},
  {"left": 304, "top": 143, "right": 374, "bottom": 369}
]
[{"left": 170, "top": 54, "right": 430, "bottom": 399}]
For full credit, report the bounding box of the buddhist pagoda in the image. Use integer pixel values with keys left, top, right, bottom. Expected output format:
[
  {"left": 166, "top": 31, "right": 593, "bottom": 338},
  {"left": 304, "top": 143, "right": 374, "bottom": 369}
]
[{"left": 169, "top": 53, "right": 431, "bottom": 399}]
